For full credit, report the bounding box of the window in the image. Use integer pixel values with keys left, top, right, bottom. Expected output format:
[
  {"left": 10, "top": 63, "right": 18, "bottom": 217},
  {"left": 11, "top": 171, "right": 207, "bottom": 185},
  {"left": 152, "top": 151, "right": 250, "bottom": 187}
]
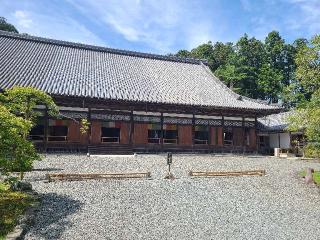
[
  {"left": 194, "top": 125, "right": 209, "bottom": 144},
  {"left": 101, "top": 121, "right": 120, "bottom": 143},
  {"left": 29, "top": 124, "right": 45, "bottom": 141},
  {"left": 148, "top": 124, "right": 161, "bottom": 144},
  {"left": 48, "top": 119, "right": 68, "bottom": 141},
  {"left": 224, "top": 128, "right": 233, "bottom": 145},
  {"left": 163, "top": 124, "right": 178, "bottom": 144}
]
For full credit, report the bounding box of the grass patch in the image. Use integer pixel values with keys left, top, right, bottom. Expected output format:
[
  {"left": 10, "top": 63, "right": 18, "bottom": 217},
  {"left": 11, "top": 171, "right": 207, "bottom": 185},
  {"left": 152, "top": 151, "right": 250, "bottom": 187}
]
[
  {"left": 0, "top": 181, "right": 36, "bottom": 238},
  {"left": 299, "top": 170, "right": 320, "bottom": 185}
]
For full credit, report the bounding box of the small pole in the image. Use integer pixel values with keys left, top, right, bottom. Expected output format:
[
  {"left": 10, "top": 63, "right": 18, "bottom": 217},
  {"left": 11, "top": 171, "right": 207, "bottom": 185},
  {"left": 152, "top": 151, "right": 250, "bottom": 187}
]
[{"left": 165, "top": 152, "right": 174, "bottom": 179}]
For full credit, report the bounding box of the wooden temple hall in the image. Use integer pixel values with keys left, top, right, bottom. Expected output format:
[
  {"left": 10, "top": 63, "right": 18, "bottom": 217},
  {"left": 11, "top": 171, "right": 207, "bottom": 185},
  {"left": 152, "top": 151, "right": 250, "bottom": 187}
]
[{"left": 0, "top": 31, "right": 282, "bottom": 154}]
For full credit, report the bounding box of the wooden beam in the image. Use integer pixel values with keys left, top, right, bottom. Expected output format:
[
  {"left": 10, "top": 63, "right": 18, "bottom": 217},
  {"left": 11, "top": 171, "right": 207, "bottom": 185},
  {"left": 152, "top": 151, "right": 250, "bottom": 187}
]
[
  {"left": 46, "top": 172, "right": 152, "bottom": 182},
  {"left": 189, "top": 170, "right": 266, "bottom": 177}
]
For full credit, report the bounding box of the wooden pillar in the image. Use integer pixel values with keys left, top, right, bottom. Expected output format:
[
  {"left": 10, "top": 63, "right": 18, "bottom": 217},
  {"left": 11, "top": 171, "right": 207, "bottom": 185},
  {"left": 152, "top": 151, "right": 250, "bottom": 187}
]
[
  {"left": 44, "top": 107, "right": 48, "bottom": 153},
  {"left": 242, "top": 117, "right": 245, "bottom": 152},
  {"left": 255, "top": 116, "right": 259, "bottom": 151},
  {"left": 160, "top": 113, "right": 164, "bottom": 145},
  {"left": 207, "top": 120, "right": 211, "bottom": 147},
  {"left": 192, "top": 114, "right": 195, "bottom": 146},
  {"left": 129, "top": 110, "right": 134, "bottom": 144},
  {"left": 88, "top": 108, "right": 91, "bottom": 145},
  {"left": 222, "top": 116, "right": 225, "bottom": 147}
]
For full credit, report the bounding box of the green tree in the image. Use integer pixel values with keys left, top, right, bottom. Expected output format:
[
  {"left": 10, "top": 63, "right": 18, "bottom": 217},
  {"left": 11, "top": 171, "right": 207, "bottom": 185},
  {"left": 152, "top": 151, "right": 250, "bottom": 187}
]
[
  {"left": 287, "top": 90, "right": 320, "bottom": 157},
  {"left": 234, "top": 34, "right": 266, "bottom": 98},
  {"left": 0, "top": 87, "right": 59, "bottom": 179},
  {"left": 175, "top": 50, "right": 191, "bottom": 58},
  {"left": 282, "top": 38, "right": 309, "bottom": 108},
  {"left": 0, "top": 105, "right": 38, "bottom": 177},
  {"left": 0, "top": 17, "right": 18, "bottom": 33},
  {"left": 295, "top": 35, "right": 320, "bottom": 95},
  {"left": 190, "top": 41, "right": 215, "bottom": 70},
  {"left": 257, "top": 64, "right": 283, "bottom": 102},
  {"left": 1, "top": 86, "right": 59, "bottom": 123}
]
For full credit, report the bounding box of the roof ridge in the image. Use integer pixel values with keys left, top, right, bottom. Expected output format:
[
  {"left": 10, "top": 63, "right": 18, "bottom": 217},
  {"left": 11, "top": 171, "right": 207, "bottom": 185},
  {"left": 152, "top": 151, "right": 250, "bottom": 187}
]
[
  {"left": 0, "top": 30, "right": 208, "bottom": 65},
  {"left": 199, "top": 62, "right": 282, "bottom": 109}
]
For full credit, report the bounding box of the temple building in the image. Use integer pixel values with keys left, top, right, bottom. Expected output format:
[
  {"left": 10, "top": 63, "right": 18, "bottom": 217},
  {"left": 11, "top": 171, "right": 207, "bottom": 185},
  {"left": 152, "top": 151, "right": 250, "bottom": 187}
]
[{"left": 0, "top": 31, "right": 282, "bottom": 154}]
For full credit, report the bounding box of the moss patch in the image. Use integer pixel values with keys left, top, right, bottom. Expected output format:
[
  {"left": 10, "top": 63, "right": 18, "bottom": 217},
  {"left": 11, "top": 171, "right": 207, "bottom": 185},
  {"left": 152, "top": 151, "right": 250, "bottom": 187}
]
[{"left": 0, "top": 182, "right": 36, "bottom": 238}]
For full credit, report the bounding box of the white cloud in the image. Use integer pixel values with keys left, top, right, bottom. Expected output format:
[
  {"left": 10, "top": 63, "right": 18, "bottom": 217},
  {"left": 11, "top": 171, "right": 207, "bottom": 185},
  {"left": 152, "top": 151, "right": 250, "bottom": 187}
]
[
  {"left": 67, "top": 0, "right": 216, "bottom": 53},
  {"left": 284, "top": 0, "right": 320, "bottom": 34},
  {"left": 14, "top": 10, "right": 32, "bottom": 28},
  {"left": 10, "top": 7, "right": 105, "bottom": 47}
]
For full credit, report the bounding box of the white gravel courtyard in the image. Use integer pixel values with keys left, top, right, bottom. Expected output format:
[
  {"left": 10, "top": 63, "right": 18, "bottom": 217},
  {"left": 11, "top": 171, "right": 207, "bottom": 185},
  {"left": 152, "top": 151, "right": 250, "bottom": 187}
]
[{"left": 24, "top": 154, "right": 320, "bottom": 240}]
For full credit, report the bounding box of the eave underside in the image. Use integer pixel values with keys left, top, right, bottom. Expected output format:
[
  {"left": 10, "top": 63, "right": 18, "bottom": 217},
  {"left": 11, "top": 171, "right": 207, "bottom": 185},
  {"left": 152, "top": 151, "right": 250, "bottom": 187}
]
[{"left": 52, "top": 95, "right": 281, "bottom": 118}]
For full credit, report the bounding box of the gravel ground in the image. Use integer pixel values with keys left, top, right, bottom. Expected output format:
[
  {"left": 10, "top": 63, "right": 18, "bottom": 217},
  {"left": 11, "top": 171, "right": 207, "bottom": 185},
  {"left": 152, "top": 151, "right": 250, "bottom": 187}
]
[{"left": 23, "top": 154, "right": 320, "bottom": 240}]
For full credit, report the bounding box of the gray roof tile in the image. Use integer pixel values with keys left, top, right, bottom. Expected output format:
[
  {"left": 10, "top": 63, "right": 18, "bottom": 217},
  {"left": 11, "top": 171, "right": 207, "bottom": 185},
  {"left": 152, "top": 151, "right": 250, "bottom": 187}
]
[
  {"left": 258, "top": 111, "right": 292, "bottom": 131},
  {"left": 0, "top": 31, "right": 281, "bottom": 112}
]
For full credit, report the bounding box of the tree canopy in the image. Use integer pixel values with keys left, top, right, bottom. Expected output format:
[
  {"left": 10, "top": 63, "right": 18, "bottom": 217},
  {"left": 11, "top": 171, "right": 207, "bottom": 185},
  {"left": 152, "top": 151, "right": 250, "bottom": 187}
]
[
  {"left": 174, "top": 31, "right": 305, "bottom": 106},
  {"left": 0, "top": 87, "right": 59, "bottom": 179},
  {"left": 0, "top": 17, "right": 18, "bottom": 33}
]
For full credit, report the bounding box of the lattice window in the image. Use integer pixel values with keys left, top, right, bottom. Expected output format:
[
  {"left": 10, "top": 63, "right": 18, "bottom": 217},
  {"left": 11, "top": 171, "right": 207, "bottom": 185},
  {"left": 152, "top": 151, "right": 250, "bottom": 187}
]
[
  {"left": 163, "top": 117, "right": 192, "bottom": 125},
  {"left": 208, "top": 119, "right": 222, "bottom": 126},
  {"left": 92, "top": 113, "right": 130, "bottom": 121},
  {"left": 195, "top": 119, "right": 209, "bottom": 125},
  {"left": 133, "top": 115, "right": 161, "bottom": 123},
  {"left": 60, "top": 111, "right": 88, "bottom": 119},
  {"left": 244, "top": 121, "right": 255, "bottom": 128},
  {"left": 224, "top": 120, "right": 243, "bottom": 127}
]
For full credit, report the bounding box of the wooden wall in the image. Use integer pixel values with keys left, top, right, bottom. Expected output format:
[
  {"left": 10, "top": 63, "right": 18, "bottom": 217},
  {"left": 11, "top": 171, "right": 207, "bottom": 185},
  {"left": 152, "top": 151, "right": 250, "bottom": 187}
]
[
  {"left": 233, "top": 128, "right": 244, "bottom": 146},
  {"left": 91, "top": 121, "right": 101, "bottom": 144},
  {"left": 249, "top": 128, "right": 257, "bottom": 149},
  {"left": 120, "top": 122, "right": 130, "bottom": 144},
  {"left": 217, "top": 127, "right": 223, "bottom": 146},
  {"left": 133, "top": 123, "right": 148, "bottom": 144},
  {"left": 67, "top": 121, "right": 80, "bottom": 142},
  {"left": 178, "top": 125, "right": 192, "bottom": 145}
]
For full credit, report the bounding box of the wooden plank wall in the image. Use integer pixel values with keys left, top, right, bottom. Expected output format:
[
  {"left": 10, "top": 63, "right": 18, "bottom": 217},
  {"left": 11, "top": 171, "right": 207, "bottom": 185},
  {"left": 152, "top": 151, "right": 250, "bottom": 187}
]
[
  {"left": 133, "top": 123, "right": 148, "bottom": 144},
  {"left": 249, "top": 128, "right": 257, "bottom": 149},
  {"left": 67, "top": 121, "right": 80, "bottom": 142},
  {"left": 91, "top": 121, "right": 101, "bottom": 144},
  {"left": 178, "top": 125, "right": 192, "bottom": 145},
  {"left": 217, "top": 127, "right": 223, "bottom": 146},
  {"left": 233, "top": 128, "right": 244, "bottom": 146},
  {"left": 120, "top": 122, "right": 130, "bottom": 144}
]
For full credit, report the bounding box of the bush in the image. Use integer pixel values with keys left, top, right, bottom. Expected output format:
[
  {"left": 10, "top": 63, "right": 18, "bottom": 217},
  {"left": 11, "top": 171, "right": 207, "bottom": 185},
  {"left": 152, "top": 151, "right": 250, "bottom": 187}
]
[{"left": 304, "top": 143, "right": 320, "bottom": 158}]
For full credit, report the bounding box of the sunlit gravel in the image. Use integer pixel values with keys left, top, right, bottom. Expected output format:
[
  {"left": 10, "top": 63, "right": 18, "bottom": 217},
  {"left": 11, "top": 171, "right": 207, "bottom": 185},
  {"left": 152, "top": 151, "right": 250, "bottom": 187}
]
[{"left": 24, "top": 154, "right": 320, "bottom": 240}]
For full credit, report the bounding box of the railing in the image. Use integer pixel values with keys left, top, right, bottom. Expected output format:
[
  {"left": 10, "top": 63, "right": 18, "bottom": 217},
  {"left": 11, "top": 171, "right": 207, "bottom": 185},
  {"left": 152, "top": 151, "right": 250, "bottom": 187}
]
[
  {"left": 47, "top": 136, "right": 68, "bottom": 142},
  {"left": 28, "top": 135, "right": 45, "bottom": 141},
  {"left": 224, "top": 140, "right": 233, "bottom": 146},
  {"left": 163, "top": 138, "right": 178, "bottom": 144},
  {"left": 148, "top": 138, "right": 161, "bottom": 144},
  {"left": 194, "top": 139, "right": 208, "bottom": 145},
  {"left": 101, "top": 137, "right": 120, "bottom": 143}
]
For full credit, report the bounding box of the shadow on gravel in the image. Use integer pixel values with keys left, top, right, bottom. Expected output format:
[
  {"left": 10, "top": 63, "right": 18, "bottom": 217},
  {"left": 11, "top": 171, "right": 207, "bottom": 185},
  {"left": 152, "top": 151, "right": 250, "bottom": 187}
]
[{"left": 23, "top": 193, "right": 83, "bottom": 239}]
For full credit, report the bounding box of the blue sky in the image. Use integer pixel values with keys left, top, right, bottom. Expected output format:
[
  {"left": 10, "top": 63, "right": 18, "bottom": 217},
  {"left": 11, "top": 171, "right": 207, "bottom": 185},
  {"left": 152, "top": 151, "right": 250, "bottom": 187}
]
[{"left": 1, "top": 0, "right": 319, "bottom": 54}]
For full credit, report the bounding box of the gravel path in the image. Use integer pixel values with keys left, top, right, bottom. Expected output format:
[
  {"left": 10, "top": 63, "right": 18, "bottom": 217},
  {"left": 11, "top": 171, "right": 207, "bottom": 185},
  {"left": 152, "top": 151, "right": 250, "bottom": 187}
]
[{"left": 24, "top": 154, "right": 320, "bottom": 240}]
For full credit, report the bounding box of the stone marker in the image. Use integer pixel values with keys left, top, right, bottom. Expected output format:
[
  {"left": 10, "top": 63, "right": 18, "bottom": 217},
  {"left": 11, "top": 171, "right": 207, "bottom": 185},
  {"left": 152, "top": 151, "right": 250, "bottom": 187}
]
[{"left": 305, "top": 168, "right": 314, "bottom": 184}]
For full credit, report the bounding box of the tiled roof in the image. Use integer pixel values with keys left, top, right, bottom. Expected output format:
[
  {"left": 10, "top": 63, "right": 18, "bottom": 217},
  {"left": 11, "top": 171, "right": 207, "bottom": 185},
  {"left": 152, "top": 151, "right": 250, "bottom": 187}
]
[
  {"left": 258, "top": 112, "right": 292, "bottom": 131},
  {"left": 0, "top": 31, "right": 281, "bottom": 113}
]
